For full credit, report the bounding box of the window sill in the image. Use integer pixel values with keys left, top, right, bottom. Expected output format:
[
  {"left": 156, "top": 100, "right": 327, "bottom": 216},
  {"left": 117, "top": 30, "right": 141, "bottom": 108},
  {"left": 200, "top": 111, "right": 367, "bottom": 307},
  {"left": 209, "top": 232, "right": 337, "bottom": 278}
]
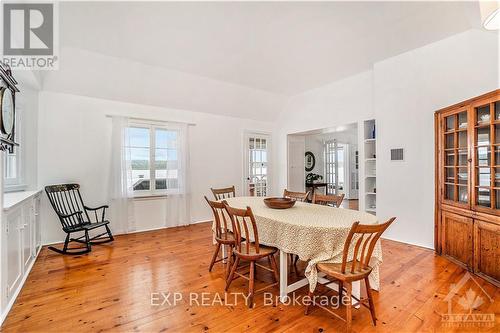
[
  {"left": 4, "top": 184, "right": 28, "bottom": 193},
  {"left": 132, "top": 194, "right": 168, "bottom": 201}
]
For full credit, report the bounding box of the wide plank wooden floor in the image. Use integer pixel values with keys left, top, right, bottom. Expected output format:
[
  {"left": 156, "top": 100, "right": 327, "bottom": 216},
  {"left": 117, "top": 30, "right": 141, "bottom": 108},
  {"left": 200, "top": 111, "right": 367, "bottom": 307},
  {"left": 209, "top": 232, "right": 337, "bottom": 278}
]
[{"left": 1, "top": 222, "right": 499, "bottom": 332}]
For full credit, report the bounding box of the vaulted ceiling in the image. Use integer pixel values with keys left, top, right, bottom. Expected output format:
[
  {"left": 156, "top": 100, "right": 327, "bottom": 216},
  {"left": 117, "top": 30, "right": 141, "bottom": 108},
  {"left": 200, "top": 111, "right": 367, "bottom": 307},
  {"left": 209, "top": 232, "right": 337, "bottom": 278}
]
[{"left": 40, "top": 1, "right": 482, "bottom": 121}]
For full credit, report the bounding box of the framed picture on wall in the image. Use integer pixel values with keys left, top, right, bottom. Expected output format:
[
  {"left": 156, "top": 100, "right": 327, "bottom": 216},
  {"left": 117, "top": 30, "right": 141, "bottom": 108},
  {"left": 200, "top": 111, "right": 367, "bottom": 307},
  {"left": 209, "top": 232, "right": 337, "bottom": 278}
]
[{"left": 305, "top": 151, "right": 315, "bottom": 171}]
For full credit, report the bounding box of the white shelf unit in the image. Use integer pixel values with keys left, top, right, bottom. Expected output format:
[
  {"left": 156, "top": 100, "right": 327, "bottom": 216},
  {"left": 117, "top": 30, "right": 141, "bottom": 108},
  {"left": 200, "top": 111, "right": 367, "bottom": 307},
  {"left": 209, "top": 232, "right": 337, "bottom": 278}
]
[{"left": 364, "top": 119, "right": 376, "bottom": 215}]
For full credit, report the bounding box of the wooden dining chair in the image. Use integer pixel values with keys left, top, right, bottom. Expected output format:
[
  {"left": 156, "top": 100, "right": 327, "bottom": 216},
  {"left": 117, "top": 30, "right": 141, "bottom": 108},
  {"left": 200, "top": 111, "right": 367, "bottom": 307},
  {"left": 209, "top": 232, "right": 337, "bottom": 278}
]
[
  {"left": 223, "top": 202, "right": 280, "bottom": 308},
  {"left": 312, "top": 193, "right": 345, "bottom": 208},
  {"left": 211, "top": 186, "right": 236, "bottom": 200},
  {"left": 283, "top": 189, "right": 310, "bottom": 202},
  {"left": 204, "top": 196, "right": 237, "bottom": 282},
  {"left": 304, "top": 217, "right": 396, "bottom": 331}
]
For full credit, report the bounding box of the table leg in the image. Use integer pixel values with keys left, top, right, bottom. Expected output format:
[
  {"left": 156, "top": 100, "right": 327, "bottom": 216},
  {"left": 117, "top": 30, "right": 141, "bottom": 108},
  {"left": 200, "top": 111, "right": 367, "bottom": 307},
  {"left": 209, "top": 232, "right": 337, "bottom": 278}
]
[
  {"left": 221, "top": 243, "right": 227, "bottom": 264},
  {"left": 279, "top": 250, "right": 288, "bottom": 303}
]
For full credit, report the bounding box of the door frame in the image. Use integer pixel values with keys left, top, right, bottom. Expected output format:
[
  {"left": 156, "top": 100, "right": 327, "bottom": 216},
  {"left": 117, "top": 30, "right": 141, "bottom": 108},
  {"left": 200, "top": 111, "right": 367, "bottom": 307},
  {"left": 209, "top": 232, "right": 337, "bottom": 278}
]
[{"left": 242, "top": 130, "right": 272, "bottom": 196}]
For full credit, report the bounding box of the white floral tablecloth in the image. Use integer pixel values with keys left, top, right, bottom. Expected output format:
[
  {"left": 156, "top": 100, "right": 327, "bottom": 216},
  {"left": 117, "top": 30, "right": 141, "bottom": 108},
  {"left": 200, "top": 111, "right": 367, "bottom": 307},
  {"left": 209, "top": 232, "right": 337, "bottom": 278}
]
[{"left": 223, "top": 196, "right": 382, "bottom": 292}]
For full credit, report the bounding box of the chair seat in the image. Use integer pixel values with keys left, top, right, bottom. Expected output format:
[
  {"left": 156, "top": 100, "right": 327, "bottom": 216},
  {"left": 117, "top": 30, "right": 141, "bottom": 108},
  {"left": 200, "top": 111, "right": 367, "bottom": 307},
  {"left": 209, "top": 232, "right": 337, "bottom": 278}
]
[
  {"left": 317, "top": 261, "right": 372, "bottom": 282},
  {"left": 215, "top": 231, "right": 237, "bottom": 245},
  {"left": 64, "top": 220, "right": 110, "bottom": 233},
  {"left": 234, "top": 243, "right": 277, "bottom": 259}
]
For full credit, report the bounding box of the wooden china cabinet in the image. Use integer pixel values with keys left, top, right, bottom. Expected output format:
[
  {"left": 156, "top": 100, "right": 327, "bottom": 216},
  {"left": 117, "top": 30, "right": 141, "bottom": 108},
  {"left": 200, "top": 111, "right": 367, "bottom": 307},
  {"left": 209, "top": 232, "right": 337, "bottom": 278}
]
[{"left": 435, "top": 89, "right": 500, "bottom": 287}]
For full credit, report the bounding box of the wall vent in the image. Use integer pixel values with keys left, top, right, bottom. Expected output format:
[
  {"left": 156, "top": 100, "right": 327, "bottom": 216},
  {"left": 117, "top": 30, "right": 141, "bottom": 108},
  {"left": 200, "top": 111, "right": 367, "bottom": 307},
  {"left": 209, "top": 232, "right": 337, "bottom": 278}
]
[{"left": 391, "top": 148, "right": 404, "bottom": 161}]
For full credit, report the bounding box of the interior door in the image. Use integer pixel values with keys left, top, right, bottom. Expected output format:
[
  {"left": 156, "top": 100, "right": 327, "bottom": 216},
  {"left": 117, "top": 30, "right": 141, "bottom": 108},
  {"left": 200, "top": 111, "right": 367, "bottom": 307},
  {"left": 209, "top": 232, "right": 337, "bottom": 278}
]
[
  {"left": 325, "top": 141, "right": 346, "bottom": 195},
  {"left": 244, "top": 133, "right": 270, "bottom": 197},
  {"left": 287, "top": 136, "right": 305, "bottom": 192}
]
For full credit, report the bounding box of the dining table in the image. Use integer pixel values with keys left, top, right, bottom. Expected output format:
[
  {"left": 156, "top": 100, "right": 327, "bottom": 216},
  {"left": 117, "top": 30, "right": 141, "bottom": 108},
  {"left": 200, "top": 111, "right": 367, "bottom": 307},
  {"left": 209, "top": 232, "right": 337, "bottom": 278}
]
[{"left": 222, "top": 196, "right": 382, "bottom": 304}]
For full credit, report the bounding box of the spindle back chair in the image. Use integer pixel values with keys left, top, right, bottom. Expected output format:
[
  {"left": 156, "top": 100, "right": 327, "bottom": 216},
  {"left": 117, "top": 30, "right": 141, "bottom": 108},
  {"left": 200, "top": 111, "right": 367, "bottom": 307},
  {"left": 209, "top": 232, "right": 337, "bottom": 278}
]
[
  {"left": 312, "top": 193, "right": 345, "bottom": 208},
  {"left": 211, "top": 186, "right": 236, "bottom": 200},
  {"left": 45, "top": 184, "right": 114, "bottom": 255},
  {"left": 223, "top": 202, "right": 279, "bottom": 308},
  {"left": 283, "top": 189, "right": 310, "bottom": 202},
  {"left": 305, "top": 217, "right": 396, "bottom": 331},
  {"left": 204, "top": 196, "right": 236, "bottom": 279}
]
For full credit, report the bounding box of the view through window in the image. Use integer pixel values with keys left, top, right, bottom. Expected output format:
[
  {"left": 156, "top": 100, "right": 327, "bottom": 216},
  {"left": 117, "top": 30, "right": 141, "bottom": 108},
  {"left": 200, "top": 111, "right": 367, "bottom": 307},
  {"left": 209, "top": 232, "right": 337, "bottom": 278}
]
[{"left": 126, "top": 126, "right": 179, "bottom": 195}]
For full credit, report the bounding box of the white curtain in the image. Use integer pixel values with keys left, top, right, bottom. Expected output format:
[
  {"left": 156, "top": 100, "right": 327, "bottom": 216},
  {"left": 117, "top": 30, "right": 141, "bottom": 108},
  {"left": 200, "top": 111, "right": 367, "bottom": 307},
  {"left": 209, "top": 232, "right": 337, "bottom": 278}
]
[
  {"left": 164, "top": 123, "right": 191, "bottom": 227},
  {"left": 108, "top": 116, "right": 136, "bottom": 233}
]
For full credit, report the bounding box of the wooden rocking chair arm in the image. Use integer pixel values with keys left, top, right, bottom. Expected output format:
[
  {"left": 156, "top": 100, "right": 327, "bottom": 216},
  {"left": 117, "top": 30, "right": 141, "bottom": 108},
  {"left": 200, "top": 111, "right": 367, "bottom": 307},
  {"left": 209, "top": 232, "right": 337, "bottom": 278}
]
[{"left": 84, "top": 205, "right": 109, "bottom": 211}]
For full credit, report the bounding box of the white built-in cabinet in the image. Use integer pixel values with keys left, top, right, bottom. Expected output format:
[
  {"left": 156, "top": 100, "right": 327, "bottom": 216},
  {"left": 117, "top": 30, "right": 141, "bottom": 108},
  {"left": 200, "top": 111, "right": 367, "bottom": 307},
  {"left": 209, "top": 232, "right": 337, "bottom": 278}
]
[{"left": 1, "top": 190, "right": 42, "bottom": 324}]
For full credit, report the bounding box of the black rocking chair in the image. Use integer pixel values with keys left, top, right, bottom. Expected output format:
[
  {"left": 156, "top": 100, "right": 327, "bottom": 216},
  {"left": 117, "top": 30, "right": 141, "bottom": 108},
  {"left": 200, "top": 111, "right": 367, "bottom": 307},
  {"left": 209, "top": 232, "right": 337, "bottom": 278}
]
[{"left": 45, "top": 184, "right": 114, "bottom": 255}]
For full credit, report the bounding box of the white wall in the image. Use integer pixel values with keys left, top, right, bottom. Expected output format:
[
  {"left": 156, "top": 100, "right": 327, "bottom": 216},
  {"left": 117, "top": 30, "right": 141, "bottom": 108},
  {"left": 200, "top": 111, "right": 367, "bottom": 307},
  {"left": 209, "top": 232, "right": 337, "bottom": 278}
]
[
  {"left": 273, "top": 70, "right": 374, "bottom": 195},
  {"left": 374, "top": 29, "right": 499, "bottom": 248},
  {"left": 275, "top": 29, "right": 499, "bottom": 249},
  {"left": 37, "top": 91, "right": 273, "bottom": 244}
]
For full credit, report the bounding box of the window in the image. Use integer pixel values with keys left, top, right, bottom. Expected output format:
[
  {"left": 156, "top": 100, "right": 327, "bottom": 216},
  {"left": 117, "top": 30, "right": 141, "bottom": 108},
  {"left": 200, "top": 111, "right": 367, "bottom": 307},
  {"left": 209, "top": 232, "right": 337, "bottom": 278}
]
[{"left": 126, "top": 124, "right": 179, "bottom": 196}]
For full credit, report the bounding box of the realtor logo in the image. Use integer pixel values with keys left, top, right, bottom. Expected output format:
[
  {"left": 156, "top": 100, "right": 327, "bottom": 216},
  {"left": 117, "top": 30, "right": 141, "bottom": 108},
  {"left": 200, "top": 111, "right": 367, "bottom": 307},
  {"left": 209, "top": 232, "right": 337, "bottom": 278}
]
[
  {"left": 1, "top": 2, "right": 58, "bottom": 69},
  {"left": 441, "top": 272, "right": 495, "bottom": 328}
]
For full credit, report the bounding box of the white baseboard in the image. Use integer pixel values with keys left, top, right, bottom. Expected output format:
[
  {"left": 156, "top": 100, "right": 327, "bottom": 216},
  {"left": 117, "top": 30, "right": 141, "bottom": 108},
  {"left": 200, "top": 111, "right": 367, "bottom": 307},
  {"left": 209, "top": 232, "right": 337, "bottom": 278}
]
[{"left": 0, "top": 246, "right": 42, "bottom": 326}]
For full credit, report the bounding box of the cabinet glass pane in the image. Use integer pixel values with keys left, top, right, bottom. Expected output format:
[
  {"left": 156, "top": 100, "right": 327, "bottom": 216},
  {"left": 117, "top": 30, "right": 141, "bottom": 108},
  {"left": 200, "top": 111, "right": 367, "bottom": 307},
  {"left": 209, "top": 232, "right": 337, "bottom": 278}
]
[
  {"left": 477, "top": 187, "right": 491, "bottom": 207},
  {"left": 445, "top": 184, "right": 455, "bottom": 200},
  {"left": 458, "top": 185, "right": 468, "bottom": 203},
  {"left": 477, "top": 146, "right": 491, "bottom": 166},
  {"left": 458, "top": 150, "right": 468, "bottom": 166},
  {"left": 477, "top": 127, "right": 490, "bottom": 146},
  {"left": 458, "top": 112, "right": 468, "bottom": 129},
  {"left": 458, "top": 131, "right": 467, "bottom": 148},
  {"left": 496, "top": 190, "right": 500, "bottom": 209},
  {"left": 446, "top": 152, "right": 455, "bottom": 166},
  {"left": 495, "top": 101, "right": 500, "bottom": 121},
  {"left": 446, "top": 168, "right": 455, "bottom": 183},
  {"left": 495, "top": 147, "right": 500, "bottom": 166},
  {"left": 478, "top": 167, "right": 491, "bottom": 187},
  {"left": 496, "top": 167, "right": 500, "bottom": 187},
  {"left": 495, "top": 125, "right": 500, "bottom": 144},
  {"left": 476, "top": 105, "right": 491, "bottom": 124},
  {"left": 446, "top": 115, "right": 455, "bottom": 131},
  {"left": 445, "top": 134, "right": 455, "bottom": 148},
  {"left": 457, "top": 168, "right": 467, "bottom": 185}
]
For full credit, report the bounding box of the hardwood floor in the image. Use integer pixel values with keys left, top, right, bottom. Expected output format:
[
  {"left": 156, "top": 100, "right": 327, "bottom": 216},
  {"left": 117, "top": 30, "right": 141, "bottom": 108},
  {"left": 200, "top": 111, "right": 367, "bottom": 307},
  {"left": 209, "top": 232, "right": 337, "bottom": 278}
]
[{"left": 1, "top": 222, "right": 499, "bottom": 332}]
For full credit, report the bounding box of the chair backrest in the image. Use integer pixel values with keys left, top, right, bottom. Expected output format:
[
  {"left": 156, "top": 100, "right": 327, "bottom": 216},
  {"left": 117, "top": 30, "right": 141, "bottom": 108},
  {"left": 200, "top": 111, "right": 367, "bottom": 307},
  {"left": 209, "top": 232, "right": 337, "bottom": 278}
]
[
  {"left": 283, "top": 189, "right": 310, "bottom": 202},
  {"left": 45, "top": 184, "right": 89, "bottom": 230},
  {"left": 204, "top": 196, "right": 231, "bottom": 241},
  {"left": 312, "top": 193, "right": 345, "bottom": 208},
  {"left": 341, "top": 217, "right": 396, "bottom": 274},
  {"left": 211, "top": 186, "right": 236, "bottom": 200},
  {"left": 223, "top": 202, "right": 260, "bottom": 255}
]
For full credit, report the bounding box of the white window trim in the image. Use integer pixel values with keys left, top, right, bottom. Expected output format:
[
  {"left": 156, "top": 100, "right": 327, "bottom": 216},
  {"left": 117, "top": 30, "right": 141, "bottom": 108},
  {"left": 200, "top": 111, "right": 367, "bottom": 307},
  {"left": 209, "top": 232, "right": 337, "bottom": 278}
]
[
  {"left": 128, "top": 121, "right": 180, "bottom": 198},
  {"left": 4, "top": 100, "right": 26, "bottom": 192}
]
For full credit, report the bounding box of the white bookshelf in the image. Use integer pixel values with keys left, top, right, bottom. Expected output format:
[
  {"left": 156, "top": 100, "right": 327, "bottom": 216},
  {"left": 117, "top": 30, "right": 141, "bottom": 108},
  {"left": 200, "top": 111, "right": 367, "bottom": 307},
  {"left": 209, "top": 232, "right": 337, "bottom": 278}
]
[{"left": 364, "top": 119, "right": 376, "bottom": 215}]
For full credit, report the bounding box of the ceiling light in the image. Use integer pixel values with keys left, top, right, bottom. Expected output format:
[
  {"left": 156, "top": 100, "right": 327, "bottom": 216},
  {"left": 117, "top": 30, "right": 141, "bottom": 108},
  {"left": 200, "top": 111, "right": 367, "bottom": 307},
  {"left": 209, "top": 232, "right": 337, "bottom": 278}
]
[{"left": 480, "top": 1, "right": 500, "bottom": 30}]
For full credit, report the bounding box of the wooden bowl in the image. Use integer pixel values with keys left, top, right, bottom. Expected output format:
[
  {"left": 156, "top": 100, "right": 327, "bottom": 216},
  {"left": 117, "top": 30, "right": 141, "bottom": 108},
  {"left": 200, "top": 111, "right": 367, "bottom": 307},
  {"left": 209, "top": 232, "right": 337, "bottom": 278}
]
[{"left": 263, "top": 197, "right": 296, "bottom": 209}]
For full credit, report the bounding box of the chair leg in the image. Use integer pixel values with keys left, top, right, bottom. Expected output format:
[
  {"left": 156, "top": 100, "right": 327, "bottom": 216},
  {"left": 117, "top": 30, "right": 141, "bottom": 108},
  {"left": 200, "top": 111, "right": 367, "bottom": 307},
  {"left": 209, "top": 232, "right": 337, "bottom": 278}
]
[
  {"left": 62, "top": 233, "right": 70, "bottom": 252},
  {"left": 365, "top": 277, "right": 377, "bottom": 326},
  {"left": 208, "top": 242, "right": 221, "bottom": 272},
  {"left": 225, "top": 257, "right": 239, "bottom": 291},
  {"left": 248, "top": 261, "right": 255, "bottom": 308},
  {"left": 225, "top": 245, "right": 233, "bottom": 281},
  {"left": 85, "top": 230, "right": 91, "bottom": 252},
  {"left": 105, "top": 224, "right": 114, "bottom": 241},
  {"left": 269, "top": 253, "right": 280, "bottom": 283},
  {"left": 345, "top": 282, "right": 352, "bottom": 332},
  {"left": 304, "top": 290, "right": 314, "bottom": 315},
  {"left": 338, "top": 281, "right": 343, "bottom": 299}
]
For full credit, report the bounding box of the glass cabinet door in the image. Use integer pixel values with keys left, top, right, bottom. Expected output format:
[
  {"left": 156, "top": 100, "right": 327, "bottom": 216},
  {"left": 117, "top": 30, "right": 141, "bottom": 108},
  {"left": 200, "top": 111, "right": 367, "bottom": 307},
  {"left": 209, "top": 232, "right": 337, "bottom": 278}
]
[
  {"left": 443, "top": 110, "right": 469, "bottom": 205},
  {"left": 473, "top": 100, "right": 500, "bottom": 212}
]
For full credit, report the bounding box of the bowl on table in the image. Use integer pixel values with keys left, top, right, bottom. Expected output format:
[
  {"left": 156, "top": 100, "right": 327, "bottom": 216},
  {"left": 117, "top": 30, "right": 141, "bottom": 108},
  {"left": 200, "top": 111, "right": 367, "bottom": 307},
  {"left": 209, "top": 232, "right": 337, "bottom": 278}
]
[{"left": 263, "top": 197, "right": 296, "bottom": 209}]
